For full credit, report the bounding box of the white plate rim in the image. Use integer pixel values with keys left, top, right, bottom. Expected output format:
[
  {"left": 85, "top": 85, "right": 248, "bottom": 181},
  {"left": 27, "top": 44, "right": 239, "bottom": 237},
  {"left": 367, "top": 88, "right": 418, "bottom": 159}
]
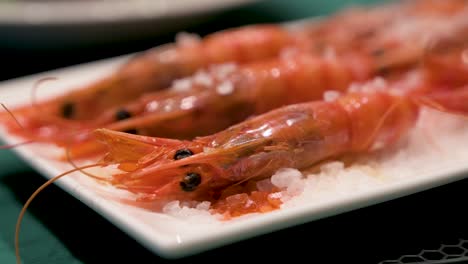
[{"left": 0, "top": 0, "right": 261, "bottom": 25}]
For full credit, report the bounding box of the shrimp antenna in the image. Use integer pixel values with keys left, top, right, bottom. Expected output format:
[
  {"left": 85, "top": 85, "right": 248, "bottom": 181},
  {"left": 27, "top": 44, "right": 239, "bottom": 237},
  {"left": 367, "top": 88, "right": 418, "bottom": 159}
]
[
  {"left": 415, "top": 95, "right": 468, "bottom": 121},
  {"left": 29, "top": 77, "right": 79, "bottom": 126},
  {"left": 15, "top": 163, "right": 106, "bottom": 264},
  {"left": 360, "top": 99, "right": 402, "bottom": 151},
  {"left": 1, "top": 103, "right": 24, "bottom": 130},
  {"left": 0, "top": 103, "right": 36, "bottom": 149},
  {"left": 31, "top": 77, "right": 58, "bottom": 110},
  {"left": 64, "top": 142, "right": 112, "bottom": 182}
]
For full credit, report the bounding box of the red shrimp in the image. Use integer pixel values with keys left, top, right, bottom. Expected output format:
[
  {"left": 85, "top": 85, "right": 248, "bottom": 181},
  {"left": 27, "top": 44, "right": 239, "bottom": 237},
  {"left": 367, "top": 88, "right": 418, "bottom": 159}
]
[
  {"left": 61, "top": 12, "right": 468, "bottom": 160},
  {"left": 87, "top": 80, "right": 420, "bottom": 211},
  {"left": 369, "top": 3, "right": 468, "bottom": 70},
  {"left": 2, "top": 24, "right": 303, "bottom": 124},
  {"left": 4, "top": 0, "right": 467, "bottom": 156},
  {"left": 4, "top": 0, "right": 462, "bottom": 134},
  {"left": 14, "top": 66, "right": 468, "bottom": 264},
  {"left": 302, "top": 0, "right": 468, "bottom": 54},
  {"left": 61, "top": 50, "right": 383, "bottom": 159},
  {"left": 89, "top": 74, "right": 468, "bottom": 219},
  {"left": 12, "top": 2, "right": 468, "bottom": 261}
]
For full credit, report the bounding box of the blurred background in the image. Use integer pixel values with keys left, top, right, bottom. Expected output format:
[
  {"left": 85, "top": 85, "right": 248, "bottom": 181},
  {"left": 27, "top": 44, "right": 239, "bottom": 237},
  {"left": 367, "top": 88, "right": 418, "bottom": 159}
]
[
  {"left": 2, "top": 0, "right": 468, "bottom": 264},
  {"left": 0, "top": 0, "right": 387, "bottom": 81}
]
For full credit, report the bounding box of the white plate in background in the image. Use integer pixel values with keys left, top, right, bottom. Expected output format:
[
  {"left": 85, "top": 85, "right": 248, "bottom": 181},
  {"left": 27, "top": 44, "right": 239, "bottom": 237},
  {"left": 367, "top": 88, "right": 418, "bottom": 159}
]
[{"left": 0, "top": 0, "right": 262, "bottom": 48}]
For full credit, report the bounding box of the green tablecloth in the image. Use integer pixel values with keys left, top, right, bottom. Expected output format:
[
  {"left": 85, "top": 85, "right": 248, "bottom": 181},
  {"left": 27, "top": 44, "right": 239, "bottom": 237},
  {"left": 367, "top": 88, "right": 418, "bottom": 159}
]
[{"left": 0, "top": 0, "right": 390, "bottom": 263}]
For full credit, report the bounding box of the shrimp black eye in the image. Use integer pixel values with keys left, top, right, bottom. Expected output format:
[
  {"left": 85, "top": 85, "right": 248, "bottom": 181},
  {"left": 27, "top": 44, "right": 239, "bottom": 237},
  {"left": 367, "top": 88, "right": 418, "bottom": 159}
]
[
  {"left": 61, "top": 102, "right": 75, "bottom": 119},
  {"left": 116, "top": 108, "right": 132, "bottom": 121},
  {"left": 180, "top": 172, "right": 201, "bottom": 192},
  {"left": 174, "top": 148, "right": 193, "bottom": 160}
]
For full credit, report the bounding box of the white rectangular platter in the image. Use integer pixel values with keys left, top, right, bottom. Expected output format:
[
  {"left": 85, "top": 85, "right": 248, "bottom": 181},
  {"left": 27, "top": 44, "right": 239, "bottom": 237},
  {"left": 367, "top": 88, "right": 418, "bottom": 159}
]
[{"left": 1, "top": 50, "right": 468, "bottom": 259}]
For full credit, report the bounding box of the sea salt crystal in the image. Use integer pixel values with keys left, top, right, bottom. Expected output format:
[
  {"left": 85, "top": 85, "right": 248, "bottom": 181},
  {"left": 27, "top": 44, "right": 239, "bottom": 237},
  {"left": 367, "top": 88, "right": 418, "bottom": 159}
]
[
  {"left": 175, "top": 32, "right": 201, "bottom": 47},
  {"left": 213, "top": 63, "right": 237, "bottom": 80},
  {"left": 193, "top": 70, "right": 213, "bottom": 87},
  {"left": 145, "top": 101, "right": 159, "bottom": 112},
  {"left": 162, "top": 201, "right": 182, "bottom": 214},
  {"left": 256, "top": 179, "right": 275, "bottom": 192},
  {"left": 216, "top": 81, "right": 234, "bottom": 95},
  {"left": 286, "top": 178, "right": 305, "bottom": 196},
  {"left": 320, "top": 161, "right": 345, "bottom": 176},
  {"left": 172, "top": 77, "right": 192, "bottom": 92},
  {"left": 372, "top": 77, "right": 387, "bottom": 91},
  {"left": 280, "top": 47, "right": 299, "bottom": 59},
  {"left": 323, "top": 90, "right": 341, "bottom": 102},
  {"left": 268, "top": 192, "right": 282, "bottom": 199},
  {"left": 271, "top": 168, "right": 303, "bottom": 189},
  {"left": 244, "top": 199, "right": 254, "bottom": 208},
  {"left": 196, "top": 201, "right": 211, "bottom": 211},
  {"left": 180, "top": 96, "right": 196, "bottom": 110},
  {"left": 163, "top": 200, "right": 214, "bottom": 220},
  {"left": 347, "top": 82, "right": 361, "bottom": 93}
]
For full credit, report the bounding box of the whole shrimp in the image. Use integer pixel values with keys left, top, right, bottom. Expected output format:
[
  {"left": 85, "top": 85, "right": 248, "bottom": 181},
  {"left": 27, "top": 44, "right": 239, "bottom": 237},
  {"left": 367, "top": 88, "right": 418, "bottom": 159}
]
[{"left": 90, "top": 78, "right": 421, "bottom": 208}]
